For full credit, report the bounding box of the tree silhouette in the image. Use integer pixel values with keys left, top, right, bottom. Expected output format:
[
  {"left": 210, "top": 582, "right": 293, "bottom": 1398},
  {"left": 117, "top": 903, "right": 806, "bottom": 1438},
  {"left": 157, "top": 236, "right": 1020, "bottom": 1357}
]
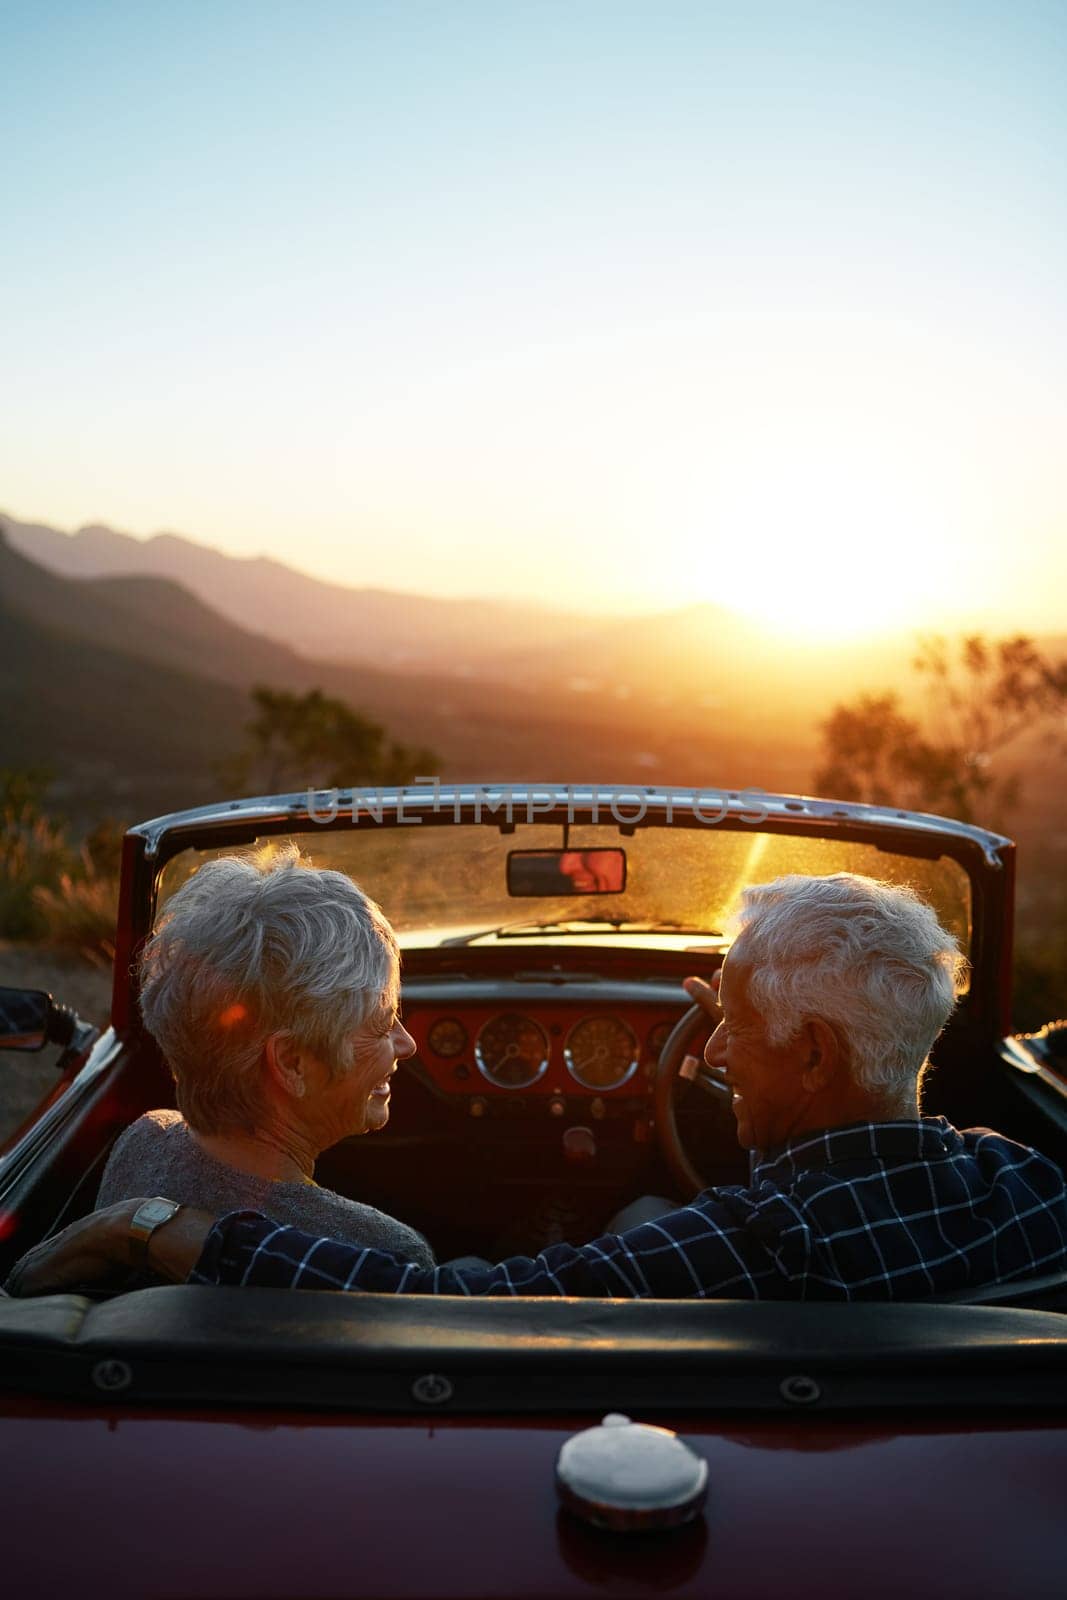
[
  {"left": 815, "top": 634, "right": 1067, "bottom": 825},
  {"left": 223, "top": 687, "right": 439, "bottom": 794}
]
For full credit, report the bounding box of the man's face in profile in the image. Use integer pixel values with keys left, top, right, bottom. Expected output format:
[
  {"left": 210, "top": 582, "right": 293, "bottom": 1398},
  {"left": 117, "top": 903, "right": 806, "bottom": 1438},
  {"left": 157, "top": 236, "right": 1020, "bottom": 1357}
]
[{"left": 704, "top": 955, "right": 814, "bottom": 1151}]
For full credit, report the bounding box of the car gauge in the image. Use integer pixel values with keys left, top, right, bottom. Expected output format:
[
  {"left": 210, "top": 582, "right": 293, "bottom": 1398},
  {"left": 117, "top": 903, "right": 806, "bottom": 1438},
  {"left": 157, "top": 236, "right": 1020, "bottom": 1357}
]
[
  {"left": 475, "top": 1014, "right": 550, "bottom": 1088},
  {"left": 427, "top": 1017, "right": 468, "bottom": 1058},
  {"left": 564, "top": 1016, "right": 640, "bottom": 1090}
]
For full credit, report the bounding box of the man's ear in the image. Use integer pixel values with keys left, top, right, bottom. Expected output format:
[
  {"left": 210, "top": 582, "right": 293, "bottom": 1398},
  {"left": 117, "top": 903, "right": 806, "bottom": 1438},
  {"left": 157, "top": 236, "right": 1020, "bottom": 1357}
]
[
  {"left": 264, "top": 1032, "right": 307, "bottom": 1100},
  {"left": 800, "top": 1017, "right": 843, "bottom": 1093}
]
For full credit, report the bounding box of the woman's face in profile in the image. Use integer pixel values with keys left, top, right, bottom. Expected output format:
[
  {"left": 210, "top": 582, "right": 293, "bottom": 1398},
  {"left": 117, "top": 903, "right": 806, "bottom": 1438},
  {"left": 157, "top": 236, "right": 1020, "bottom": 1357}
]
[{"left": 303, "top": 996, "right": 417, "bottom": 1145}]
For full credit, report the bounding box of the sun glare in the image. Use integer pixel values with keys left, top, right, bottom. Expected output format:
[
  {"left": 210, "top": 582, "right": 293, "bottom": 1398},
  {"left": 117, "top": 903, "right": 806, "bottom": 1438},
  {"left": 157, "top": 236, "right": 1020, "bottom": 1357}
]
[{"left": 694, "top": 455, "right": 955, "bottom": 640}]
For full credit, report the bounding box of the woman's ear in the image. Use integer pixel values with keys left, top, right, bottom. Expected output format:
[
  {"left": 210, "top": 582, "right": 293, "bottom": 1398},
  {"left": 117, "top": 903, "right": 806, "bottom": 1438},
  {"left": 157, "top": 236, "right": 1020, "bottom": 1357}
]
[
  {"left": 264, "top": 1032, "right": 307, "bottom": 1099},
  {"left": 800, "top": 1017, "right": 842, "bottom": 1093}
]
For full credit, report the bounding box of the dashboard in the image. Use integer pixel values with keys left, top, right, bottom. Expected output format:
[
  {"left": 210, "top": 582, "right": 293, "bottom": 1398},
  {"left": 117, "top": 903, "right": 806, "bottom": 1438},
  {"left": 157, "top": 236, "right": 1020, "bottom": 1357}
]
[
  {"left": 318, "top": 966, "right": 736, "bottom": 1260},
  {"left": 401, "top": 976, "right": 689, "bottom": 1128}
]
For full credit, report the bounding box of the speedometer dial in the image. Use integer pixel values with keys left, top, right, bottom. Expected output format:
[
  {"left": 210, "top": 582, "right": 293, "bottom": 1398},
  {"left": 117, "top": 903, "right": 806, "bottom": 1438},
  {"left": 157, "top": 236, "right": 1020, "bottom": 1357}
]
[
  {"left": 475, "top": 1014, "right": 550, "bottom": 1088},
  {"left": 564, "top": 1016, "right": 640, "bottom": 1090},
  {"left": 427, "top": 1018, "right": 468, "bottom": 1058}
]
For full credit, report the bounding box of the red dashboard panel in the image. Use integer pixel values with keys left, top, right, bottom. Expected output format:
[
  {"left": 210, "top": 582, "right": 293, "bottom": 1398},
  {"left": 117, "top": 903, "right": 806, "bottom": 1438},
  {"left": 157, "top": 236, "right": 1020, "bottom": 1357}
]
[{"left": 406, "top": 1006, "right": 679, "bottom": 1105}]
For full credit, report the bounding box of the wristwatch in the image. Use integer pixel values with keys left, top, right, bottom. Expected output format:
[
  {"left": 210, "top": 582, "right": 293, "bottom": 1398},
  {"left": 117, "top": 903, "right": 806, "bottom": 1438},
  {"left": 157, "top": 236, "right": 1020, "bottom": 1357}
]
[{"left": 129, "top": 1197, "right": 182, "bottom": 1270}]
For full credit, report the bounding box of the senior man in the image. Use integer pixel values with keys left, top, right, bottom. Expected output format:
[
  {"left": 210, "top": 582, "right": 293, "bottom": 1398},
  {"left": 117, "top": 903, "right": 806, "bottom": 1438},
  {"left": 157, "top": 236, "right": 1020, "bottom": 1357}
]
[{"left": 9, "top": 874, "right": 1067, "bottom": 1300}]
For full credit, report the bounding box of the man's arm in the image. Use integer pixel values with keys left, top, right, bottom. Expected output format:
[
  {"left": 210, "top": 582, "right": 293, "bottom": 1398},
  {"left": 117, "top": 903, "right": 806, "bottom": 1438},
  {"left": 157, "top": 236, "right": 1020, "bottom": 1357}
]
[
  {"left": 191, "top": 1191, "right": 799, "bottom": 1298},
  {"left": 4, "top": 1200, "right": 215, "bottom": 1296},
  {"left": 9, "top": 1186, "right": 805, "bottom": 1300}
]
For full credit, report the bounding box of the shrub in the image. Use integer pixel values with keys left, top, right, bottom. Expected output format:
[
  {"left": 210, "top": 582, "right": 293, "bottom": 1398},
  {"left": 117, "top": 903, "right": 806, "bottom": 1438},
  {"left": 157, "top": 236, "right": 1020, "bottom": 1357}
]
[
  {"left": 0, "top": 770, "right": 74, "bottom": 939},
  {"left": 0, "top": 771, "right": 123, "bottom": 961},
  {"left": 33, "top": 868, "right": 120, "bottom": 968}
]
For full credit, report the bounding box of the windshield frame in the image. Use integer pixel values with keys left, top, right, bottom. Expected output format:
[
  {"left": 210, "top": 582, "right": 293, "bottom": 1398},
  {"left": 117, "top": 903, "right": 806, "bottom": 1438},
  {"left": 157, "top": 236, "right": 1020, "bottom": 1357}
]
[{"left": 111, "top": 786, "right": 1014, "bottom": 1040}]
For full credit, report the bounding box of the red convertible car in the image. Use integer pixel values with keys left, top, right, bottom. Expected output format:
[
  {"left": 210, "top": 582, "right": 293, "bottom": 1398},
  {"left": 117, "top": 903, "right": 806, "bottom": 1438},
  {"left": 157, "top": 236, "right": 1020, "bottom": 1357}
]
[{"left": 1, "top": 784, "right": 1066, "bottom": 1598}]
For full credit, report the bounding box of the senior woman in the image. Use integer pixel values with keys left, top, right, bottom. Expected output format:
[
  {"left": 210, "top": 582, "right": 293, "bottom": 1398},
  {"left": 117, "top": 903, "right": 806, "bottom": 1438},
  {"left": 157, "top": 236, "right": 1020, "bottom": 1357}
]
[{"left": 95, "top": 846, "right": 434, "bottom": 1268}]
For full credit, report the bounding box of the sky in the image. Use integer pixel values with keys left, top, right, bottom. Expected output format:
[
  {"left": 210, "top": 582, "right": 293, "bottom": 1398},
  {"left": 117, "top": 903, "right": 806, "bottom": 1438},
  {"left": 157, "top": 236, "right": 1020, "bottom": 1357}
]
[{"left": 2, "top": 1, "right": 1065, "bottom": 637}]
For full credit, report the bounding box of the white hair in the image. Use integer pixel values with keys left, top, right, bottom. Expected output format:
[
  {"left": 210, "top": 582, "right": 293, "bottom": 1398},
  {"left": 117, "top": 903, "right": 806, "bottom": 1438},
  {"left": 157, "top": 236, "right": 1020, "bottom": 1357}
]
[
  {"left": 139, "top": 846, "right": 399, "bottom": 1134},
  {"left": 730, "top": 873, "right": 968, "bottom": 1113}
]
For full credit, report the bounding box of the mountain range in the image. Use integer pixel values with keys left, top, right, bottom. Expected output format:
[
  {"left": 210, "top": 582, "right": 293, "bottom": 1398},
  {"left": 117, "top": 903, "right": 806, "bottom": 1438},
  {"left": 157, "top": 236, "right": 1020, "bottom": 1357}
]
[
  {"left": 1, "top": 514, "right": 594, "bottom": 674},
  {"left": 1, "top": 516, "right": 807, "bottom": 823},
  {"left": 6, "top": 507, "right": 1058, "bottom": 830},
  {"left": 1, "top": 509, "right": 931, "bottom": 717}
]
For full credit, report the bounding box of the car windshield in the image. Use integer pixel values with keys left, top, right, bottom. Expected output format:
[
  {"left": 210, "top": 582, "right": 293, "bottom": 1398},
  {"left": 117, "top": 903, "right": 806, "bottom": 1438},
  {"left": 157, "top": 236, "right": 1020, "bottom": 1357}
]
[{"left": 158, "top": 820, "right": 973, "bottom": 972}]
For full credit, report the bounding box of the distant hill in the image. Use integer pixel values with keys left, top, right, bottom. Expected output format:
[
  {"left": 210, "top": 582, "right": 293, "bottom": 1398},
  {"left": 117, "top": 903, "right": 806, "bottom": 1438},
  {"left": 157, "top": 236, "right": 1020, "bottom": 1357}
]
[
  {"left": 0, "top": 555, "right": 251, "bottom": 821},
  {"left": 8, "top": 507, "right": 1061, "bottom": 832},
  {"left": 0, "top": 512, "right": 595, "bottom": 672},
  {"left": 0, "top": 508, "right": 929, "bottom": 739},
  {"left": 13, "top": 507, "right": 1061, "bottom": 734},
  {"left": 2, "top": 530, "right": 808, "bottom": 822},
  {"left": 0, "top": 533, "right": 314, "bottom": 691}
]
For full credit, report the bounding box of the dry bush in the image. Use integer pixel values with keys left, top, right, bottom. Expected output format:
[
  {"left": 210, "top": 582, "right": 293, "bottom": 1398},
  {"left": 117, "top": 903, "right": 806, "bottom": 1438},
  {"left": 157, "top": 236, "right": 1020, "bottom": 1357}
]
[
  {"left": 0, "top": 778, "right": 73, "bottom": 940},
  {"left": 33, "top": 871, "right": 120, "bottom": 969}
]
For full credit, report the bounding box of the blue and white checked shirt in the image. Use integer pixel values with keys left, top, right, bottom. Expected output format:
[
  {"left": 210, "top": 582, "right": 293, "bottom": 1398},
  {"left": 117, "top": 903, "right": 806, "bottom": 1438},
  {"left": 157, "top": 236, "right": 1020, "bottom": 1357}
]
[{"left": 189, "top": 1119, "right": 1067, "bottom": 1300}]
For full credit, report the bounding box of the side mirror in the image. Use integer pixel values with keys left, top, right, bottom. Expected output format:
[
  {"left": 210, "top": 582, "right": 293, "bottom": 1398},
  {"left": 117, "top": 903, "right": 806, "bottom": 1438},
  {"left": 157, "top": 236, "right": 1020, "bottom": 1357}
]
[{"left": 0, "top": 987, "right": 73, "bottom": 1052}]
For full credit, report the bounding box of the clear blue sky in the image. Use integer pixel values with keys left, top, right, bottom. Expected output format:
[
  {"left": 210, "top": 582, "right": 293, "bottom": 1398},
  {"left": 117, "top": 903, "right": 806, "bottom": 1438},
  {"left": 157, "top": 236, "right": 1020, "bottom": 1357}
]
[{"left": 3, "top": 1, "right": 1065, "bottom": 632}]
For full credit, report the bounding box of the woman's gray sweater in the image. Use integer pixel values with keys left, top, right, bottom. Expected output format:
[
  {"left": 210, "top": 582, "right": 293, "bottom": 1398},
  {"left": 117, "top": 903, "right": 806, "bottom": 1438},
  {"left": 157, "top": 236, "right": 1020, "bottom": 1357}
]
[{"left": 96, "top": 1108, "right": 435, "bottom": 1268}]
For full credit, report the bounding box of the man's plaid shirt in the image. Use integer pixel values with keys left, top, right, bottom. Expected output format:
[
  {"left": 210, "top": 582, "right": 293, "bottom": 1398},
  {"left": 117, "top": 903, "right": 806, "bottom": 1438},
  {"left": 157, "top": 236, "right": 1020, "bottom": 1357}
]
[{"left": 190, "top": 1118, "right": 1067, "bottom": 1300}]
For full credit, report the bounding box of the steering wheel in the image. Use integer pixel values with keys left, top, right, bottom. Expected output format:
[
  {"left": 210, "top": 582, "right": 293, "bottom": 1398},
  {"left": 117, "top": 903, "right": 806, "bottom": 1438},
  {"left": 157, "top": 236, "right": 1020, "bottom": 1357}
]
[{"left": 653, "top": 1000, "right": 733, "bottom": 1198}]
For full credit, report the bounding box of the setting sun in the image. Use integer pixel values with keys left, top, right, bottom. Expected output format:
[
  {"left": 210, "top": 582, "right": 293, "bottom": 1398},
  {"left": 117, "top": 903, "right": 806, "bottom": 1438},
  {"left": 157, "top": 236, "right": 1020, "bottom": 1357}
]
[{"left": 691, "top": 451, "right": 957, "bottom": 640}]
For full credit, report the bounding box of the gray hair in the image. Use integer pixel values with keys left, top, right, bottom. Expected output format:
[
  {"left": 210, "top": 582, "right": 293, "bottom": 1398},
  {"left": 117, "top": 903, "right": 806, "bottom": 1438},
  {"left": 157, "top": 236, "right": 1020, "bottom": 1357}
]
[
  {"left": 139, "top": 846, "right": 399, "bottom": 1135},
  {"left": 730, "top": 873, "right": 968, "bottom": 1112}
]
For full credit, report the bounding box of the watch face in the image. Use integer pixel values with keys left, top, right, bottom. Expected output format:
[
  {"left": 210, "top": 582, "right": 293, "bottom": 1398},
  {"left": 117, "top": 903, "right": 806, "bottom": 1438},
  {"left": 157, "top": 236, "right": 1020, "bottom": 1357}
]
[{"left": 140, "top": 1199, "right": 177, "bottom": 1225}]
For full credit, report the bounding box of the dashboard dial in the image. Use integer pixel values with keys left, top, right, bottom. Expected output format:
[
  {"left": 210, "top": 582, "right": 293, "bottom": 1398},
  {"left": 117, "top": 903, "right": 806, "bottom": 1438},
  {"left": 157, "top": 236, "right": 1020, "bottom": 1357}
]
[
  {"left": 475, "top": 1013, "right": 550, "bottom": 1089},
  {"left": 427, "top": 1018, "right": 468, "bottom": 1058},
  {"left": 564, "top": 1016, "right": 640, "bottom": 1091}
]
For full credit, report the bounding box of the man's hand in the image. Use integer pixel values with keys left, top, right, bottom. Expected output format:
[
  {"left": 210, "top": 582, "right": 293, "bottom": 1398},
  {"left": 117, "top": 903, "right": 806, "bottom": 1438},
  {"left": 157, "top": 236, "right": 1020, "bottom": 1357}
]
[
  {"left": 680, "top": 972, "right": 726, "bottom": 1086},
  {"left": 4, "top": 1200, "right": 216, "bottom": 1297},
  {"left": 4, "top": 1201, "right": 142, "bottom": 1297},
  {"left": 683, "top": 970, "right": 722, "bottom": 1019}
]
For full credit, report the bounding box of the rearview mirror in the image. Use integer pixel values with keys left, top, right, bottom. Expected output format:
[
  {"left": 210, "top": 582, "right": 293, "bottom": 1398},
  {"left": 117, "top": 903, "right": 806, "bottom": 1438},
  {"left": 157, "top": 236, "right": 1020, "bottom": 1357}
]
[
  {"left": 507, "top": 849, "right": 627, "bottom": 897},
  {"left": 0, "top": 987, "right": 53, "bottom": 1052}
]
